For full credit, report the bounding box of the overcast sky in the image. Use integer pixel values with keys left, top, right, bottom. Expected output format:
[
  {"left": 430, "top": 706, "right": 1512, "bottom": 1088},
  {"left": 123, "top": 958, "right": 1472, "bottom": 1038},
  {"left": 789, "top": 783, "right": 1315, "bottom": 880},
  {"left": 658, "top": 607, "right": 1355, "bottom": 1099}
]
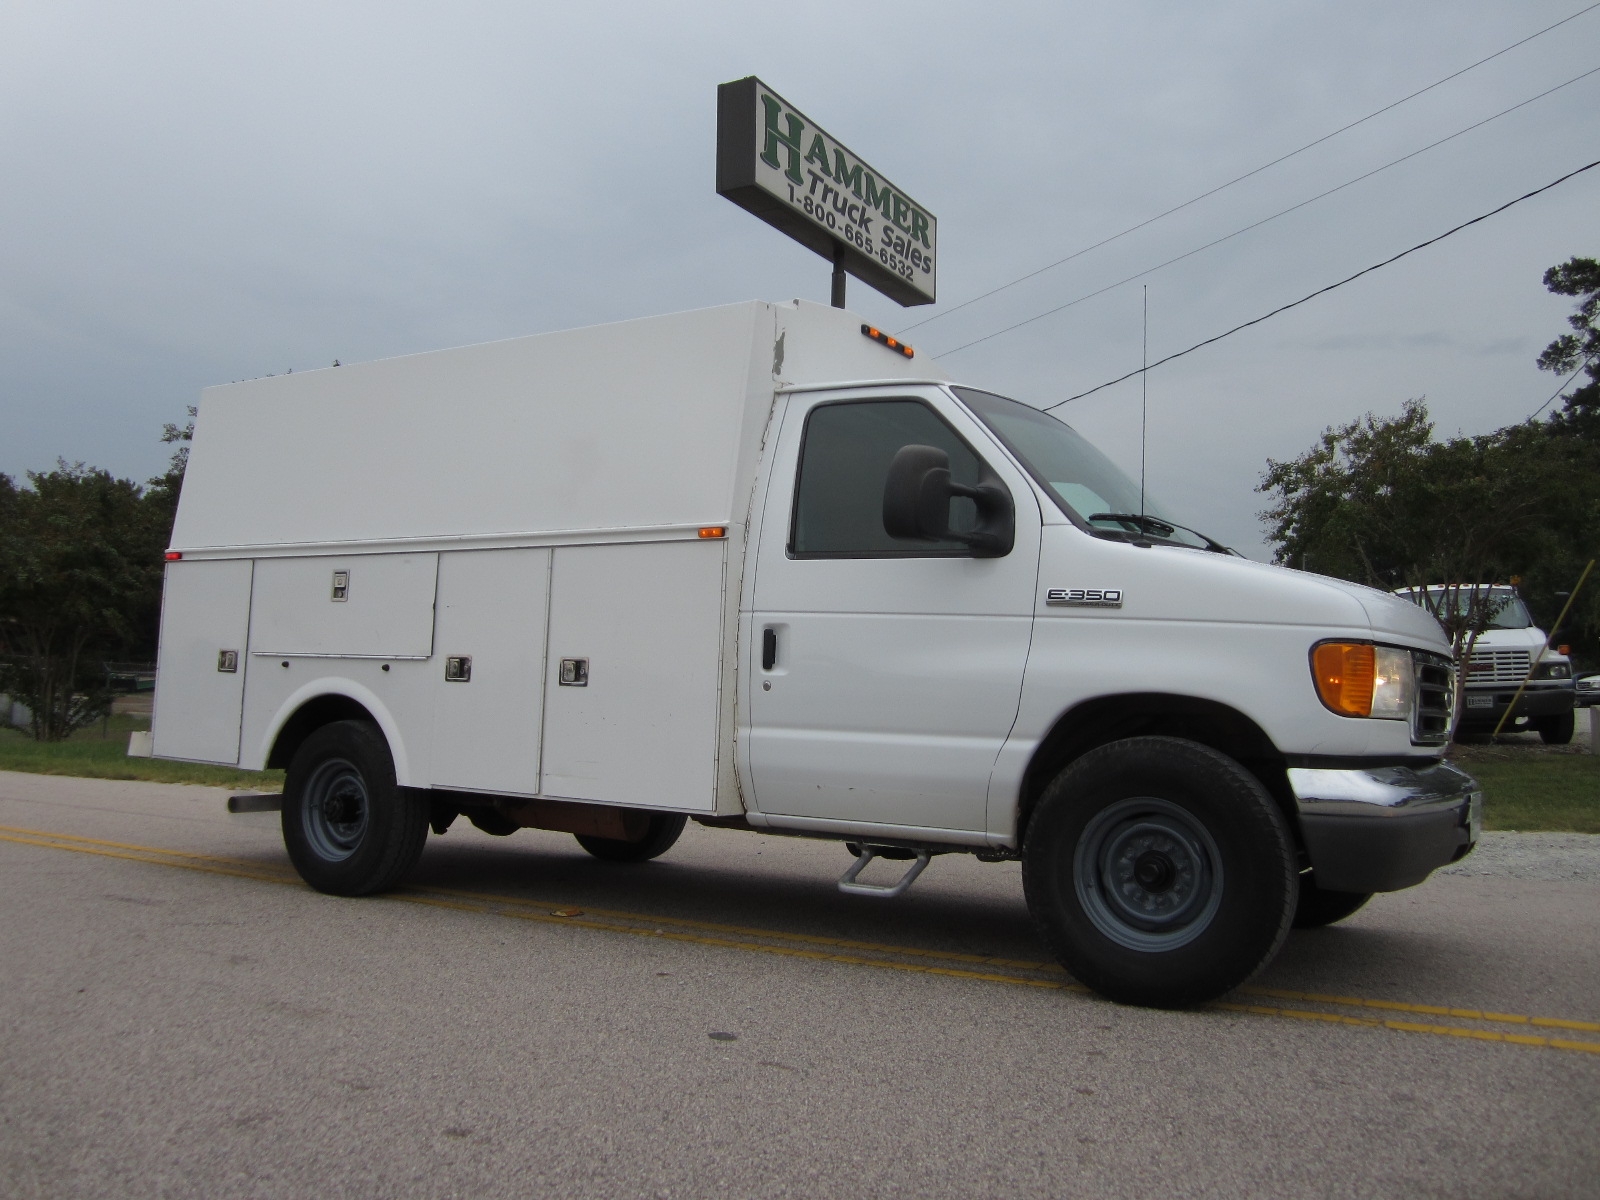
[{"left": 3, "top": 0, "right": 1597, "bottom": 557}]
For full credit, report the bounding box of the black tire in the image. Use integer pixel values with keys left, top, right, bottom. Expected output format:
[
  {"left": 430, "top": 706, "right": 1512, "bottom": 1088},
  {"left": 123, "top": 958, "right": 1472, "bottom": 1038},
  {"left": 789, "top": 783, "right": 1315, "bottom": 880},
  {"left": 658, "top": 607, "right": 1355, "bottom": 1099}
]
[
  {"left": 281, "top": 720, "right": 429, "bottom": 896},
  {"left": 575, "top": 812, "right": 687, "bottom": 863},
  {"left": 1291, "top": 874, "right": 1372, "bottom": 928},
  {"left": 1022, "top": 736, "right": 1297, "bottom": 1009},
  {"left": 1535, "top": 711, "right": 1575, "bottom": 745}
]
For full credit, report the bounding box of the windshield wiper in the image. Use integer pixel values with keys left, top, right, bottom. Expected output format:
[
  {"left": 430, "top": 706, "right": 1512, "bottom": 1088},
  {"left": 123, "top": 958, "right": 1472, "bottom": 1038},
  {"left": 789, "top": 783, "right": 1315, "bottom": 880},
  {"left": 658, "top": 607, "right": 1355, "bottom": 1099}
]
[{"left": 1087, "top": 513, "right": 1236, "bottom": 555}]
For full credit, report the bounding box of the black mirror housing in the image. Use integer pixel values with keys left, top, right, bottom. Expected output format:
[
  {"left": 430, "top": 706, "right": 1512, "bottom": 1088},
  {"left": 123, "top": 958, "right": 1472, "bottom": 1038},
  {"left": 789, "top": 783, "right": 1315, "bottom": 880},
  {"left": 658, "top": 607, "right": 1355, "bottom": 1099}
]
[{"left": 882, "top": 443, "right": 1015, "bottom": 558}]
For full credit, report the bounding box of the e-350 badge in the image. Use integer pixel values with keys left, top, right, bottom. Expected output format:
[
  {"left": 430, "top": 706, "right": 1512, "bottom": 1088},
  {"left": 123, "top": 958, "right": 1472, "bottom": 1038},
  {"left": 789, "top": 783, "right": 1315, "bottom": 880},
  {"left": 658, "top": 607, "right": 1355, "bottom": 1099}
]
[{"left": 1046, "top": 587, "right": 1124, "bottom": 608}]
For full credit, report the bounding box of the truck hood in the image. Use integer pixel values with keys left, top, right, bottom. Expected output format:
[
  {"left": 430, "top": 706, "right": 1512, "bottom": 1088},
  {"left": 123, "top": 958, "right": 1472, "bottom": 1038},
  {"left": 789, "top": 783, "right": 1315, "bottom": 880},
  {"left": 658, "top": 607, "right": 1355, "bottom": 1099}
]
[
  {"left": 1039, "top": 527, "right": 1451, "bottom": 653},
  {"left": 1333, "top": 577, "right": 1452, "bottom": 649}
]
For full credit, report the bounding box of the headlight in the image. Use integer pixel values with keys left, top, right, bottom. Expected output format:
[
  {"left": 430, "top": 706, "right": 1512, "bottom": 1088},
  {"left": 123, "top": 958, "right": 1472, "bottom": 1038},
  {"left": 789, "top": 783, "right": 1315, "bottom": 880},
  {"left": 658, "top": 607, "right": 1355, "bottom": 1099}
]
[
  {"left": 1311, "top": 642, "right": 1415, "bottom": 720},
  {"left": 1537, "top": 662, "right": 1571, "bottom": 680}
]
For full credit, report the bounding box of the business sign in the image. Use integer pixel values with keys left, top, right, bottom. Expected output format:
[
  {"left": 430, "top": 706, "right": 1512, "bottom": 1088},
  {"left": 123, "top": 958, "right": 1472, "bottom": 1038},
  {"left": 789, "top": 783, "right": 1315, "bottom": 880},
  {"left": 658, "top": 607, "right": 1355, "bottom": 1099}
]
[{"left": 716, "top": 76, "right": 937, "bottom": 307}]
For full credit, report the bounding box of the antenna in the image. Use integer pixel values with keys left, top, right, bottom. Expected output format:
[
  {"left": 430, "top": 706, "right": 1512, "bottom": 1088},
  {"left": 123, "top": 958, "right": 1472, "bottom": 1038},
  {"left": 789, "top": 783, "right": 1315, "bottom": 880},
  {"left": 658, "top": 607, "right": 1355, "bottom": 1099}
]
[{"left": 1139, "top": 286, "right": 1148, "bottom": 519}]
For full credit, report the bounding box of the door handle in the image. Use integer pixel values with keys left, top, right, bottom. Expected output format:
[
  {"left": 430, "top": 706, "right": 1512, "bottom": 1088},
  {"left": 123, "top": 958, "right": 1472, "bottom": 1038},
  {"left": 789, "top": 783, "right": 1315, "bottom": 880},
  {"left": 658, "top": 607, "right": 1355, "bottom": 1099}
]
[{"left": 762, "top": 627, "right": 777, "bottom": 671}]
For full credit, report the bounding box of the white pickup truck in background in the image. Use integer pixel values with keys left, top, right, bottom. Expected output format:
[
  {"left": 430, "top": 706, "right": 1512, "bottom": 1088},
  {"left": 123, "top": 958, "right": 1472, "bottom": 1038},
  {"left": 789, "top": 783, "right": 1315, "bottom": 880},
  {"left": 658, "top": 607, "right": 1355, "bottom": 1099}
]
[
  {"left": 138, "top": 300, "right": 1481, "bottom": 1007},
  {"left": 1396, "top": 585, "right": 1577, "bottom": 744}
]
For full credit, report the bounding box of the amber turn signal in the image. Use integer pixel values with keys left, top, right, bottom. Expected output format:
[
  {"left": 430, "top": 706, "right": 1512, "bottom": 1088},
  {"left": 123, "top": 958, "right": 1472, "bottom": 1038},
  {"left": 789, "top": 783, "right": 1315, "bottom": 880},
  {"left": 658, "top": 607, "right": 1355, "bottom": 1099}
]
[{"left": 1312, "top": 642, "right": 1375, "bottom": 717}]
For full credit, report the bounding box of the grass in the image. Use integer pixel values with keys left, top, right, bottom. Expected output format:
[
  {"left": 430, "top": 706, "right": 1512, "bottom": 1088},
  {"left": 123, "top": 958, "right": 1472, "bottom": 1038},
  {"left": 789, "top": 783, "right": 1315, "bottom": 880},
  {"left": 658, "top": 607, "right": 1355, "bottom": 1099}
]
[
  {"left": 1, "top": 715, "right": 1592, "bottom": 834},
  {"left": 0, "top": 714, "right": 283, "bottom": 791},
  {"left": 1456, "top": 754, "right": 1600, "bottom": 835}
]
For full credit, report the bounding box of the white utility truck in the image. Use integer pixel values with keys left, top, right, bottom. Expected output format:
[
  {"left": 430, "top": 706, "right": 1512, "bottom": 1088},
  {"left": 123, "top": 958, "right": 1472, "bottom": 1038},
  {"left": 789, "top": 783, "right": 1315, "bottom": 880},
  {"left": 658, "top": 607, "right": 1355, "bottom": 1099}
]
[
  {"left": 144, "top": 300, "right": 1480, "bottom": 1007},
  {"left": 1395, "top": 585, "right": 1576, "bottom": 744}
]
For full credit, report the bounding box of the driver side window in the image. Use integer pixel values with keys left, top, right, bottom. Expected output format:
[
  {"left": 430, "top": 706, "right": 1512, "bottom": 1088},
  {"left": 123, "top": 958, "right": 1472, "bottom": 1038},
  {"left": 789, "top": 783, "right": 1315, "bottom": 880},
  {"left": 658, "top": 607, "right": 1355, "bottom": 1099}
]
[{"left": 789, "top": 399, "right": 983, "bottom": 557}]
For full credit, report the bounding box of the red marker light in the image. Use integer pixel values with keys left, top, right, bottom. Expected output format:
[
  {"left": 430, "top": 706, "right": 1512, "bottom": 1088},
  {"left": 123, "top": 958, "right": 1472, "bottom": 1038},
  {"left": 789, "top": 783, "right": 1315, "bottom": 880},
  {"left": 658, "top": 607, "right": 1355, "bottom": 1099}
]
[{"left": 164, "top": 551, "right": 182, "bottom": 561}]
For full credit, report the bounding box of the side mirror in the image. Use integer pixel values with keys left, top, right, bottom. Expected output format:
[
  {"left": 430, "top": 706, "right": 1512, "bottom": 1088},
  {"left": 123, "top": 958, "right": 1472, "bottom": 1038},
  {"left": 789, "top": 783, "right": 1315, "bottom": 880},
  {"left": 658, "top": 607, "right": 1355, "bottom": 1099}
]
[{"left": 882, "top": 444, "right": 1015, "bottom": 558}]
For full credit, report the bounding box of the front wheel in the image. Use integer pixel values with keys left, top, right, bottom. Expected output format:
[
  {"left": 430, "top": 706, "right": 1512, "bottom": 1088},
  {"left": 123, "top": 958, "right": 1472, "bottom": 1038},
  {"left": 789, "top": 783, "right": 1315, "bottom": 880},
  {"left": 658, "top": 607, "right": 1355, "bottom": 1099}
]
[
  {"left": 1535, "top": 711, "right": 1575, "bottom": 745},
  {"left": 282, "top": 720, "right": 429, "bottom": 896},
  {"left": 1022, "top": 736, "right": 1297, "bottom": 1008},
  {"left": 1291, "top": 874, "right": 1372, "bottom": 928}
]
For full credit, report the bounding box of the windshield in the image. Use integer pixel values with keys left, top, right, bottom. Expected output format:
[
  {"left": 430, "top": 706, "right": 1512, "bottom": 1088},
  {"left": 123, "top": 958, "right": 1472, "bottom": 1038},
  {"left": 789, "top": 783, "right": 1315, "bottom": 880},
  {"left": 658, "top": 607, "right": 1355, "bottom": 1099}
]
[
  {"left": 954, "top": 387, "right": 1218, "bottom": 551},
  {"left": 1405, "top": 588, "right": 1534, "bottom": 630}
]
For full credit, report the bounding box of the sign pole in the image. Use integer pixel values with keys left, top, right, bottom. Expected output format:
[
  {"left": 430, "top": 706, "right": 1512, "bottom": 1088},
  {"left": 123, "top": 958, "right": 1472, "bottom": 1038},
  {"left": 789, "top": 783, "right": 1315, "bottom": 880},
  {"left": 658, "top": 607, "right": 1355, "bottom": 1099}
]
[{"left": 831, "top": 244, "right": 846, "bottom": 308}]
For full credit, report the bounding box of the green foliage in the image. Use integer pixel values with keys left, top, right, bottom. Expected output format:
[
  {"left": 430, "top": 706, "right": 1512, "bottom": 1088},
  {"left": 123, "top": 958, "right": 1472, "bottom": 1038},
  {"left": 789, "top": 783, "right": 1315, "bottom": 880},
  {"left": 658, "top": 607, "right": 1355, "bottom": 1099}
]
[
  {"left": 0, "top": 463, "right": 169, "bottom": 740},
  {"left": 1538, "top": 256, "right": 1600, "bottom": 441},
  {"left": 1259, "top": 256, "right": 1600, "bottom": 669}
]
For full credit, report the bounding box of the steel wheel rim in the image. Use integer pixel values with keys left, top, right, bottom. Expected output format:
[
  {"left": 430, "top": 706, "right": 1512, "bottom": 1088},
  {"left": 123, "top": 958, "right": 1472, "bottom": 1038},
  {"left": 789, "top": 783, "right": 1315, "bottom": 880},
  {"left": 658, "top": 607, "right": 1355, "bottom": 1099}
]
[
  {"left": 301, "top": 757, "right": 369, "bottom": 861},
  {"left": 1074, "top": 796, "right": 1224, "bottom": 952}
]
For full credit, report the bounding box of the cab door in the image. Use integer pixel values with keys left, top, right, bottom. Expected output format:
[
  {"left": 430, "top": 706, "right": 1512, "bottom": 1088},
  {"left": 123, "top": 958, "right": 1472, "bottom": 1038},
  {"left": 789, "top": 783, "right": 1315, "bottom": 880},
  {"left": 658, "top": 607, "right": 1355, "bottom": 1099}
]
[{"left": 744, "top": 388, "right": 1041, "bottom": 834}]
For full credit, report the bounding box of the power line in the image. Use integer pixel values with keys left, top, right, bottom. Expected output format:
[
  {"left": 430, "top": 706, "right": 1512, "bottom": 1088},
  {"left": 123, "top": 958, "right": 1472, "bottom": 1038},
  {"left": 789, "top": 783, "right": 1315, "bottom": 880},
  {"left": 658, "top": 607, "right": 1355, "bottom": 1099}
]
[
  {"left": 1038, "top": 159, "right": 1600, "bottom": 411},
  {"left": 931, "top": 65, "right": 1600, "bottom": 359},
  {"left": 1531, "top": 353, "right": 1597, "bottom": 420},
  {"left": 900, "top": 1, "right": 1600, "bottom": 336}
]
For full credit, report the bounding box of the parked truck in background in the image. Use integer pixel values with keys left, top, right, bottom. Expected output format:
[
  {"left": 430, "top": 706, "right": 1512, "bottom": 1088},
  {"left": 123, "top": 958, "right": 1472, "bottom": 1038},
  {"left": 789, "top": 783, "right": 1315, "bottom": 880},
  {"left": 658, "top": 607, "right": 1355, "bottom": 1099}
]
[
  {"left": 1396, "top": 585, "right": 1576, "bottom": 744},
  {"left": 136, "top": 300, "right": 1481, "bottom": 1008}
]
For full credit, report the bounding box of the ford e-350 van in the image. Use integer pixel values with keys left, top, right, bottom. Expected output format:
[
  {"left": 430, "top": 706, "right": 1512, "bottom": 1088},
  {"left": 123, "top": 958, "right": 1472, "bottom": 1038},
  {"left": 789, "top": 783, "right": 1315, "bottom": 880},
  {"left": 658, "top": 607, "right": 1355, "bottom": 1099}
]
[{"left": 138, "top": 300, "right": 1480, "bottom": 1007}]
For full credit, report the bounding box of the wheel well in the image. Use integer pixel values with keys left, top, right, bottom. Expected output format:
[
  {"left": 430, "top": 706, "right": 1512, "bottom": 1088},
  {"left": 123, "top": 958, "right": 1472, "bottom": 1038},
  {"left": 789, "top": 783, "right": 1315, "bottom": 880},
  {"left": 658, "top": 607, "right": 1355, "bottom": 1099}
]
[
  {"left": 1016, "top": 694, "right": 1295, "bottom": 845},
  {"left": 266, "top": 695, "right": 380, "bottom": 769}
]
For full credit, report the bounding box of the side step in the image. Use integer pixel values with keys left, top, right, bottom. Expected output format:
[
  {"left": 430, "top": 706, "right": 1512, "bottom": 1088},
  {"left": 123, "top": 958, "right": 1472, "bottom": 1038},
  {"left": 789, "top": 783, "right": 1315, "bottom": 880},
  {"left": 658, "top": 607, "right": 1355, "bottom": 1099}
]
[
  {"left": 837, "top": 845, "right": 931, "bottom": 898},
  {"left": 227, "top": 793, "right": 283, "bottom": 814}
]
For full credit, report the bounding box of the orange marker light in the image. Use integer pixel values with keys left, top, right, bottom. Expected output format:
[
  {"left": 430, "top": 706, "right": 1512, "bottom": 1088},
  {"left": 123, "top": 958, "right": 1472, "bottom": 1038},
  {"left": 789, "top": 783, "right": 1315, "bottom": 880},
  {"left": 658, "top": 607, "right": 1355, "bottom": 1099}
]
[
  {"left": 697, "top": 527, "right": 727, "bottom": 539},
  {"left": 164, "top": 551, "right": 183, "bottom": 561},
  {"left": 1312, "top": 642, "right": 1375, "bottom": 716},
  {"left": 861, "top": 324, "right": 914, "bottom": 358}
]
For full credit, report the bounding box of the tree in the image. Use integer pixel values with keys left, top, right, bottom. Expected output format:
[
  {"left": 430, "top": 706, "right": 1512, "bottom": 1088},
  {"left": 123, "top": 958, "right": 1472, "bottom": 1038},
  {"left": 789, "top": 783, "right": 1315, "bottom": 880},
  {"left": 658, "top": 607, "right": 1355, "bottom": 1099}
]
[
  {"left": 143, "top": 405, "right": 195, "bottom": 537},
  {"left": 1538, "top": 256, "right": 1600, "bottom": 440},
  {"left": 1257, "top": 402, "right": 1582, "bottom": 679},
  {"left": 0, "top": 464, "right": 168, "bottom": 739},
  {"left": 1259, "top": 255, "right": 1600, "bottom": 683}
]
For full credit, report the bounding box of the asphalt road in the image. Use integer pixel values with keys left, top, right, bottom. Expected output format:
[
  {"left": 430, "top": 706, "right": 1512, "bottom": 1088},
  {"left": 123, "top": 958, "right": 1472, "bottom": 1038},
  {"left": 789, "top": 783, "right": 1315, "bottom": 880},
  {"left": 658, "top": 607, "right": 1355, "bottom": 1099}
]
[{"left": 2, "top": 770, "right": 1596, "bottom": 1200}]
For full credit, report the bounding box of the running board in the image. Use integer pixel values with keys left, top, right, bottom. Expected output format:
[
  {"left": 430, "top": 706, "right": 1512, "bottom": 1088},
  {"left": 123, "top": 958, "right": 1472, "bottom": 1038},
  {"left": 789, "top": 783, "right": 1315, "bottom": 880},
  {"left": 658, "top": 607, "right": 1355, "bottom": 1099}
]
[
  {"left": 227, "top": 793, "right": 283, "bottom": 814},
  {"left": 837, "top": 846, "right": 931, "bottom": 898}
]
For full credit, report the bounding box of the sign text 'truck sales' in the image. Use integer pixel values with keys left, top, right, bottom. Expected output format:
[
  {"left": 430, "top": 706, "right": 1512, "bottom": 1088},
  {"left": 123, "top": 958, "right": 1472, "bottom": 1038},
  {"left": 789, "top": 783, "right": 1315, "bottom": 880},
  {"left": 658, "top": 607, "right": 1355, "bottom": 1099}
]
[{"left": 716, "top": 77, "right": 937, "bottom": 307}]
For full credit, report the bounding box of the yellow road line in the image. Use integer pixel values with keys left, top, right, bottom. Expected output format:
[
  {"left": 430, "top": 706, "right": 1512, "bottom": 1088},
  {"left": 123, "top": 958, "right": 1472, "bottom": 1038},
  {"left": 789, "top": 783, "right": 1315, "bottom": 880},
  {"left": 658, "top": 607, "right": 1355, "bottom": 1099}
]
[
  {"left": 416, "top": 882, "right": 1058, "bottom": 972},
  {"left": 0, "top": 832, "right": 297, "bottom": 887},
  {"left": 403, "top": 893, "right": 1081, "bottom": 988},
  {"left": 1216, "top": 1002, "right": 1600, "bottom": 1055},
  {"left": 1239, "top": 986, "right": 1600, "bottom": 1034},
  {"left": 0, "top": 823, "right": 297, "bottom": 875},
  {"left": 4, "top": 825, "right": 1598, "bottom": 1054}
]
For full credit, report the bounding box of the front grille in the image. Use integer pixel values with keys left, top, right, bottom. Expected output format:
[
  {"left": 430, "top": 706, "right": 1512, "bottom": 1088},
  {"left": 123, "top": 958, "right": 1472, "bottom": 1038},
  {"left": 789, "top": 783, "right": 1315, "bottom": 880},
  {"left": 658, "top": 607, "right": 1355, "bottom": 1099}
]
[
  {"left": 1413, "top": 652, "right": 1454, "bottom": 745},
  {"left": 1464, "top": 648, "right": 1532, "bottom": 686}
]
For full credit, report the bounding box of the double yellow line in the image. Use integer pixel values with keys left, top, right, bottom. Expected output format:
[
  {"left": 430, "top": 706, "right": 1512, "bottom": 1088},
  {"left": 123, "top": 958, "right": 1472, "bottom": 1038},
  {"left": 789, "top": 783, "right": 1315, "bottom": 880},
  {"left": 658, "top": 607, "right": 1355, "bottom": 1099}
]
[{"left": 3, "top": 822, "right": 1597, "bottom": 1056}]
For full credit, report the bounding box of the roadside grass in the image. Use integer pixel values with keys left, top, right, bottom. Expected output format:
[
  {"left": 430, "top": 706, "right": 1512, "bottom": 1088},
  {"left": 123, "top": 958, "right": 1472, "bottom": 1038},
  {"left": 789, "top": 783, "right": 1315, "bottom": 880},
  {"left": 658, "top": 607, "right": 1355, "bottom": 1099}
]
[
  {"left": 0, "top": 715, "right": 283, "bottom": 791},
  {"left": 1457, "top": 754, "right": 1600, "bottom": 834}
]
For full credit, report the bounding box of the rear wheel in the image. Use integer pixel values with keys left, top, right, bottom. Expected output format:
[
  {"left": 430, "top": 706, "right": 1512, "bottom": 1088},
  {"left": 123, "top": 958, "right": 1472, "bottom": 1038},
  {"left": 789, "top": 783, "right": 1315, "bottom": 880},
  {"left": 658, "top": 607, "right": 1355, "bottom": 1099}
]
[
  {"left": 1535, "top": 711, "right": 1575, "bottom": 745},
  {"left": 1022, "top": 736, "right": 1296, "bottom": 1008},
  {"left": 575, "top": 812, "right": 687, "bottom": 863},
  {"left": 282, "top": 720, "right": 429, "bottom": 895},
  {"left": 1291, "top": 874, "right": 1372, "bottom": 928}
]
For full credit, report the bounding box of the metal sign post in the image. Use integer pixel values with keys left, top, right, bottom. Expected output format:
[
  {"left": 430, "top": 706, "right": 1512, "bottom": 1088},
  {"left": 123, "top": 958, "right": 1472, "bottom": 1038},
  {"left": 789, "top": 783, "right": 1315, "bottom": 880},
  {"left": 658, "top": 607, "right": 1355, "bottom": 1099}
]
[{"left": 717, "top": 77, "right": 937, "bottom": 309}]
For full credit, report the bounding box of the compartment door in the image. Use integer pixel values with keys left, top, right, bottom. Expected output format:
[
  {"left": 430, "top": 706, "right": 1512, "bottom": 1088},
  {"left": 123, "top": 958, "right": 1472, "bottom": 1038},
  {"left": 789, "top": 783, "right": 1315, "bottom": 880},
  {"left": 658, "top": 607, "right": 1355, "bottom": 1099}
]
[
  {"left": 540, "top": 540, "right": 725, "bottom": 811},
  {"left": 431, "top": 548, "right": 552, "bottom": 795},
  {"left": 152, "top": 559, "right": 254, "bottom": 764}
]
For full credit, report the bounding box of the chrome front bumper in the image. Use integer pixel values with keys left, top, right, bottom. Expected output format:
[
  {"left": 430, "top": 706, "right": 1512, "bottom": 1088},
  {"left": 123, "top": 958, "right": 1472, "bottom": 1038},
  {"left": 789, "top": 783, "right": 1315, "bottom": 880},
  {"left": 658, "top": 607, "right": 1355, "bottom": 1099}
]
[{"left": 1288, "top": 760, "right": 1481, "bottom": 894}]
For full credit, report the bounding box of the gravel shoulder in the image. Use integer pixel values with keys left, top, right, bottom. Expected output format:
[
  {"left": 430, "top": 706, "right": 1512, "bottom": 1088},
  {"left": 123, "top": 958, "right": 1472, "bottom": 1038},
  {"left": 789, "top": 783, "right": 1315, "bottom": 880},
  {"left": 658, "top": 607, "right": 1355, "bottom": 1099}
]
[{"left": 1441, "top": 831, "right": 1600, "bottom": 881}]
